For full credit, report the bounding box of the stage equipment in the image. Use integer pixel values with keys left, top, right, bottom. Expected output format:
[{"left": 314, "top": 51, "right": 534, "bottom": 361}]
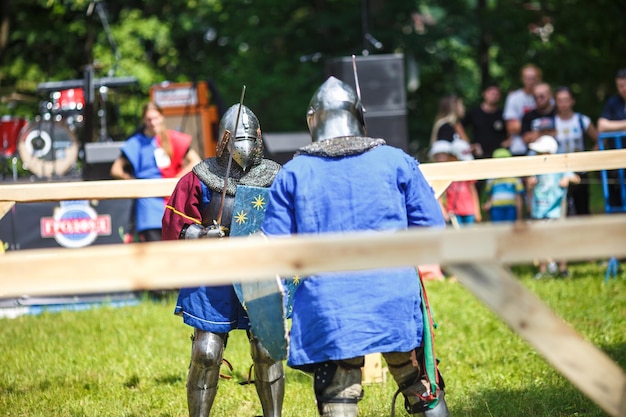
[
  {"left": 1, "top": 116, "right": 28, "bottom": 157},
  {"left": 37, "top": 75, "right": 138, "bottom": 145},
  {"left": 17, "top": 119, "right": 79, "bottom": 178},
  {"left": 263, "top": 132, "right": 311, "bottom": 165},
  {"left": 82, "top": 141, "right": 124, "bottom": 180},
  {"left": 51, "top": 88, "right": 85, "bottom": 129},
  {"left": 150, "top": 81, "right": 219, "bottom": 158},
  {"left": 325, "top": 53, "right": 408, "bottom": 151},
  {"left": 36, "top": 76, "right": 139, "bottom": 93}
]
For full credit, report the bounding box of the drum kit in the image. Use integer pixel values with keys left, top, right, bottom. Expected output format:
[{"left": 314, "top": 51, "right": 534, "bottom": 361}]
[
  {"left": 1, "top": 88, "right": 82, "bottom": 180},
  {"left": 1, "top": 73, "right": 137, "bottom": 181}
]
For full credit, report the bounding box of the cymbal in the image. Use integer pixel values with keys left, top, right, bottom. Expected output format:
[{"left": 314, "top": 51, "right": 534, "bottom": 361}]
[{"left": 0, "top": 92, "right": 38, "bottom": 104}]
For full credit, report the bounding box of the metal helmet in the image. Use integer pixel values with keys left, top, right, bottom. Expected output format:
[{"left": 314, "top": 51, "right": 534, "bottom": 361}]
[
  {"left": 306, "top": 76, "right": 366, "bottom": 142},
  {"left": 216, "top": 104, "right": 263, "bottom": 171}
]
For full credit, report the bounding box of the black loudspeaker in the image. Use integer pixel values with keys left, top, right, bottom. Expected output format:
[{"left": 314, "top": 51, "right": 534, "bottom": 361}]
[
  {"left": 263, "top": 132, "right": 311, "bottom": 165},
  {"left": 325, "top": 53, "right": 406, "bottom": 112},
  {"left": 325, "top": 53, "right": 408, "bottom": 151},
  {"left": 83, "top": 141, "right": 124, "bottom": 180},
  {"left": 364, "top": 110, "right": 408, "bottom": 151}
]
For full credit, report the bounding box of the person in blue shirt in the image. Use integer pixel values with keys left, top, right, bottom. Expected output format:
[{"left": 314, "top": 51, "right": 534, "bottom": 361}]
[
  {"left": 482, "top": 148, "right": 524, "bottom": 222},
  {"left": 597, "top": 68, "right": 626, "bottom": 209},
  {"left": 110, "top": 102, "right": 201, "bottom": 242},
  {"left": 598, "top": 68, "right": 626, "bottom": 133},
  {"left": 526, "top": 135, "right": 579, "bottom": 278},
  {"left": 261, "top": 76, "right": 450, "bottom": 417}
]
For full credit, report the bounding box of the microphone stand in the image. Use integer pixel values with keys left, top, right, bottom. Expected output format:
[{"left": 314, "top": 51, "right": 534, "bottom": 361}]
[
  {"left": 90, "top": 1, "right": 120, "bottom": 77},
  {"left": 87, "top": 1, "right": 120, "bottom": 144}
]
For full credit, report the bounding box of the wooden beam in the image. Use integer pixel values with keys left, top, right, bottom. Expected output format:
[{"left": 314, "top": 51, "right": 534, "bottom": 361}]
[
  {"left": 419, "top": 148, "right": 626, "bottom": 181},
  {"left": 429, "top": 179, "right": 452, "bottom": 199},
  {"left": 0, "top": 214, "right": 624, "bottom": 298},
  {"left": 0, "top": 149, "right": 624, "bottom": 204},
  {"left": 0, "top": 178, "right": 179, "bottom": 203},
  {"left": 446, "top": 262, "right": 626, "bottom": 417},
  {"left": 0, "top": 201, "right": 15, "bottom": 221}
]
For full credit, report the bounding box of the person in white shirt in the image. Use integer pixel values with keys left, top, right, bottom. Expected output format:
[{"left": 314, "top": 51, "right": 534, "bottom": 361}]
[
  {"left": 502, "top": 63, "right": 542, "bottom": 155},
  {"left": 554, "top": 86, "right": 598, "bottom": 215}
]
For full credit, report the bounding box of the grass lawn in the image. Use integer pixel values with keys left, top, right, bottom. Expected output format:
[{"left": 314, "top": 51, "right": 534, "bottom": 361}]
[{"left": 0, "top": 260, "right": 623, "bottom": 416}]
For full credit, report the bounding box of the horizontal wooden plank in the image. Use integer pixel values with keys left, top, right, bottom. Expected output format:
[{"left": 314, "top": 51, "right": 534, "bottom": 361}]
[
  {"left": 447, "top": 263, "right": 626, "bottom": 417},
  {"left": 1, "top": 214, "right": 624, "bottom": 298},
  {"left": 0, "top": 149, "right": 624, "bottom": 204},
  {"left": 419, "top": 148, "right": 626, "bottom": 180},
  {"left": 0, "top": 178, "right": 179, "bottom": 203}
]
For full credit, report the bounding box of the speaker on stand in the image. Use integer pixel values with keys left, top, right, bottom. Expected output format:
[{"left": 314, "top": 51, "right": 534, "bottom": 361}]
[{"left": 325, "top": 53, "right": 408, "bottom": 151}]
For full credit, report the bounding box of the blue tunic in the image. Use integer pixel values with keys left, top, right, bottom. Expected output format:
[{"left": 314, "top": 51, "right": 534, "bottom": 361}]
[
  {"left": 121, "top": 132, "right": 165, "bottom": 232},
  {"left": 261, "top": 144, "right": 445, "bottom": 368},
  {"left": 166, "top": 176, "right": 250, "bottom": 333},
  {"left": 175, "top": 285, "right": 250, "bottom": 333}
]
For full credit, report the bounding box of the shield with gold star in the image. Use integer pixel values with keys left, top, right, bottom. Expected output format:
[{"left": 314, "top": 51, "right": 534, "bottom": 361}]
[{"left": 230, "top": 185, "right": 292, "bottom": 360}]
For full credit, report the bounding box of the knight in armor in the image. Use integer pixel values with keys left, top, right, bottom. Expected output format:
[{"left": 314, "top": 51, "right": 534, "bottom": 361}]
[
  {"left": 261, "top": 77, "right": 451, "bottom": 417},
  {"left": 162, "top": 104, "right": 284, "bottom": 417}
]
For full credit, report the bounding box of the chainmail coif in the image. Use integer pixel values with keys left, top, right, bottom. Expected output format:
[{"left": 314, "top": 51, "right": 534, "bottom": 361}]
[
  {"left": 296, "top": 136, "right": 386, "bottom": 158},
  {"left": 193, "top": 149, "right": 281, "bottom": 195}
]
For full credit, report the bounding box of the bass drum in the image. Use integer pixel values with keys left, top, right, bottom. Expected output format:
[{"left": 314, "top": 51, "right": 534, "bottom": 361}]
[{"left": 18, "top": 119, "right": 79, "bottom": 178}]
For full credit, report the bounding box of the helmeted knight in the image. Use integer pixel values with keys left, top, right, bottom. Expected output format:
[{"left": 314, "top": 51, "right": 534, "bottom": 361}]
[
  {"left": 162, "top": 103, "right": 284, "bottom": 417},
  {"left": 261, "top": 76, "right": 451, "bottom": 417}
]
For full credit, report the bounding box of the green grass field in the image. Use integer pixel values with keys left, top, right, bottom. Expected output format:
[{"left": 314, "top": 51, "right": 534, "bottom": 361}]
[{"left": 1, "top": 262, "right": 624, "bottom": 417}]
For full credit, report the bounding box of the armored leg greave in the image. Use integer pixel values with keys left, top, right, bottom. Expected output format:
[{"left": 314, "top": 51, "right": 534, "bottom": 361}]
[
  {"left": 187, "top": 330, "right": 227, "bottom": 417},
  {"left": 249, "top": 332, "right": 285, "bottom": 417},
  {"left": 313, "top": 358, "right": 364, "bottom": 417},
  {"left": 384, "top": 351, "right": 450, "bottom": 417}
]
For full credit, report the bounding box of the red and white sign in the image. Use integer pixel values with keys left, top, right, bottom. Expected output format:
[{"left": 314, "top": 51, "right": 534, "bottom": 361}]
[{"left": 40, "top": 202, "right": 112, "bottom": 248}]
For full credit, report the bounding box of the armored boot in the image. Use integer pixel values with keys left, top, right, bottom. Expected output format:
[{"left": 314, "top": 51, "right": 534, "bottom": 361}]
[
  {"left": 313, "top": 358, "right": 364, "bottom": 417},
  {"left": 249, "top": 332, "right": 285, "bottom": 417},
  {"left": 385, "top": 351, "right": 450, "bottom": 417},
  {"left": 186, "top": 330, "right": 227, "bottom": 417},
  {"left": 420, "top": 390, "right": 450, "bottom": 417}
]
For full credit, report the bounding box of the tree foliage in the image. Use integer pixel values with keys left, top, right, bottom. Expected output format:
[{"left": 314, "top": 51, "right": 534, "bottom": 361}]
[{"left": 0, "top": 0, "right": 624, "bottom": 154}]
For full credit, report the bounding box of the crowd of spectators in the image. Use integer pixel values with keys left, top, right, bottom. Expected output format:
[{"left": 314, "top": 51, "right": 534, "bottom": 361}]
[{"left": 426, "top": 66, "right": 626, "bottom": 278}]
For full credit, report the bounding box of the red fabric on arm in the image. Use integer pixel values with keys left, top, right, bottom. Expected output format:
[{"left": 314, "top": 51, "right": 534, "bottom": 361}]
[{"left": 162, "top": 171, "right": 204, "bottom": 240}]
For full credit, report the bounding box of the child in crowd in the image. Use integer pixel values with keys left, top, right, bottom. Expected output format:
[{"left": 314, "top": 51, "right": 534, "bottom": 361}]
[
  {"left": 429, "top": 139, "right": 482, "bottom": 226},
  {"left": 482, "top": 148, "right": 524, "bottom": 222},
  {"left": 526, "top": 135, "right": 580, "bottom": 278}
]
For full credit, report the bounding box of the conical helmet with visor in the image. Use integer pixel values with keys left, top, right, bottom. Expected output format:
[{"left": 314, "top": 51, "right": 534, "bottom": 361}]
[{"left": 216, "top": 104, "right": 262, "bottom": 171}]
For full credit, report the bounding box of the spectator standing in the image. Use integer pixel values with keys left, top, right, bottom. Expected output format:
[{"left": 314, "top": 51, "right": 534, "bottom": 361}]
[
  {"left": 554, "top": 86, "right": 599, "bottom": 215},
  {"left": 521, "top": 82, "right": 557, "bottom": 148},
  {"left": 430, "top": 94, "right": 470, "bottom": 144},
  {"left": 526, "top": 135, "right": 580, "bottom": 278},
  {"left": 462, "top": 83, "right": 508, "bottom": 159},
  {"left": 597, "top": 68, "right": 626, "bottom": 208},
  {"left": 482, "top": 148, "right": 524, "bottom": 222},
  {"left": 598, "top": 68, "right": 626, "bottom": 133},
  {"left": 503, "top": 64, "right": 542, "bottom": 155},
  {"left": 433, "top": 139, "right": 482, "bottom": 226},
  {"left": 110, "top": 102, "right": 201, "bottom": 242}
]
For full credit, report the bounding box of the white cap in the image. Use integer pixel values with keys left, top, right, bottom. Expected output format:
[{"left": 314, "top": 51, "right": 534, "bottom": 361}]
[
  {"left": 451, "top": 138, "right": 474, "bottom": 161},
  {"left": 529, "top": 135, "right": 558, "bottom": 154},
  {"left": 428, "top": 140, "right": 453, "bottom": 158}
]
